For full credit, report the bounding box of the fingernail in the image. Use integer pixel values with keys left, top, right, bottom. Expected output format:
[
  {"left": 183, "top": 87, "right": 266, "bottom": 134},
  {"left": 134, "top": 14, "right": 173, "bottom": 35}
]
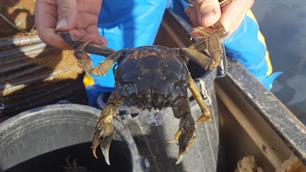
[{"left": 56, "top": 18, "right": 67, "bottom": 30}]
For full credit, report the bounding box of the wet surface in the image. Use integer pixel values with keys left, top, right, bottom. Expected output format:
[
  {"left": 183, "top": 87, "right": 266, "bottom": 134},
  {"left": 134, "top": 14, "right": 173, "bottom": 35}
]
[{"left": 253, "top": 0, "right": 306, "bottom": 124}]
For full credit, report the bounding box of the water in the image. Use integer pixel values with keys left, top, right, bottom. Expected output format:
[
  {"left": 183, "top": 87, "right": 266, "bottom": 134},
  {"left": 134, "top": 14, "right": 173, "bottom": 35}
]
[{"left": 253, "top": 0, "right": 306, "bottom": 124}]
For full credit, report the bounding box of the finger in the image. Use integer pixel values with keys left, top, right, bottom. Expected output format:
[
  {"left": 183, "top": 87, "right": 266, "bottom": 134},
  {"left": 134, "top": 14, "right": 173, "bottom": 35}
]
[
  {"left": 56, "top": 0, "right": 78, "bottom": 31},
  {"left": 75, "top": 12, "right": 101, "bottom": 41},
  {"left": 70, "top": 26, "right": 107, "bottom": 46},
  {"left": 70, "top": 0, "right": 103, "bottom": 45},
  {"left": 78, "top": 0, "right": 102, "bottom": 16},
  {"left": 85, "top": 26, "right": 107, "bottom": 46},
  {"left": 195, "top": 0, "right": 221, "bottom": 27},
  {"left": 35, "top": 0, "right": 70, "bottom": 48},
  {"left": 220, "top": 0, "right": 254, "bottom": 35}
]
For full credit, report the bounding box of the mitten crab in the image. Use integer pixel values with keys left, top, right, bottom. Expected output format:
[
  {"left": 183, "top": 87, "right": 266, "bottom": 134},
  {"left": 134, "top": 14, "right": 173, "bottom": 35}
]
[{"left": 59, "top": 22, "right": 226, "bottom": 165}]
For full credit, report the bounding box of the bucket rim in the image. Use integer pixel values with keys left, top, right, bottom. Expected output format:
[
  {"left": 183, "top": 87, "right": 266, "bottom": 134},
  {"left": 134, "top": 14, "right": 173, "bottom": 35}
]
[{"left": 0, "top": 103, "right": 144, "bottom": 172}]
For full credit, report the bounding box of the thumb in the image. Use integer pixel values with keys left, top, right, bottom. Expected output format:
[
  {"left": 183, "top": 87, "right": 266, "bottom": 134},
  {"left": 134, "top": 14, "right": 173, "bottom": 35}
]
[
  {"left": 56, "top": 0, "right": 77, "bottom": 31},
  {"left": 196, "top": 0, "right": 221, "bottom": 27}
]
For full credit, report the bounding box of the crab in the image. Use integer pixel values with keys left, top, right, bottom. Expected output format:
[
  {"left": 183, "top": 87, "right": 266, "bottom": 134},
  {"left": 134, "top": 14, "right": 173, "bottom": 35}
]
[{"left": 59, "top": 21, "right": 226, "bottom": 165}]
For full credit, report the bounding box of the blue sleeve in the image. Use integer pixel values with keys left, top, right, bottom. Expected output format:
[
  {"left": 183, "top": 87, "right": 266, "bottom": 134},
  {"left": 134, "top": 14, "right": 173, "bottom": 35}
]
[{"left": 224, "top": 11, "right": 281, "bottom": 89}]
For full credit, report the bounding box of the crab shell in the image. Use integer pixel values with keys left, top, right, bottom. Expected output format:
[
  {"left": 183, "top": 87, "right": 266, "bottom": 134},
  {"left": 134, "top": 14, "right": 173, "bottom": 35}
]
[{"left": 114, "top": 46, "right": 190, "bottom": 110}]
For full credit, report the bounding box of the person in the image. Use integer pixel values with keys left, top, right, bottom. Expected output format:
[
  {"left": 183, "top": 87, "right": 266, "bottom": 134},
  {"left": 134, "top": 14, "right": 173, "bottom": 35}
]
[{"left": 35, "top": 0, "right": 281, "bottom": 106}]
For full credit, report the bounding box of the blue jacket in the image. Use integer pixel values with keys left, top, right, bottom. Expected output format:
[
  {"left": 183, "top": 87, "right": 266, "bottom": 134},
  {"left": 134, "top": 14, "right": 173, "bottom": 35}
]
[{"left": 84, "top": 0, "right": 281, "bottom": 105}]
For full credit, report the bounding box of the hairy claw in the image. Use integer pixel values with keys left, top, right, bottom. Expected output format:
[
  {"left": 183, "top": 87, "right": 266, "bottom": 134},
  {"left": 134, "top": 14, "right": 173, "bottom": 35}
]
[
  {"left": 176, "top": 154, "right": 184, "bottom": 164},
  {"left": 91, "top": 91, "right": 122, "bottom": 165},
  {"left": 91, "top": 136, "right": 100, "bottom": 159},
  {"left": 91, "top": 119, "right": 114, "bottom": 165},
  {"left": 167, "top": 127, "right": 183, "bottom": 144},
  {"left": 176, "top": 129, "right": 196, "bottom": 164}
]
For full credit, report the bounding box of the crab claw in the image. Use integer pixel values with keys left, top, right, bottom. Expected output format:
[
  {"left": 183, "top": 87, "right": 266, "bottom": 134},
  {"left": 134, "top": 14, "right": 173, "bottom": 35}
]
[
  {"left": 91, "top": 107, "right": 116, "bottom": 165},
  {"left": 92, "top": 121, "right": 114, "bottom": 165},
  {"left": 176, "top": 127, "right": 196, "bottom": 164},
  {"left": 91, "top": 91, "right": 122, "bottom": 165},
  {"left": 176, "top": 154, "right": 185, "bottom": 165}
]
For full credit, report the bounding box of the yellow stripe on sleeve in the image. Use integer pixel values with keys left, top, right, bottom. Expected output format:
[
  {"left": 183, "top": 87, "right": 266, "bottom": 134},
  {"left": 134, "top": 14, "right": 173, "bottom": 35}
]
[
  {"left": 247, "top": 10, "right": 273, "bottom": 76},
  {"left": 258, "top": 31, "right": 273, "bottom": 76},
  {"left": 247, "top": 10, "right": 258, "bottom": 24},
  {"left": 83, "top": 74, "right": 95, "bottom": 87}
]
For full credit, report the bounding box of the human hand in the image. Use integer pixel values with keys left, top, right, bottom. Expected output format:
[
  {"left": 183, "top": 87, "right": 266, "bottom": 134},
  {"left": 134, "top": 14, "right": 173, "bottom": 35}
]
[
  {"left": 185, "top": 0, "right": 255, "bottom": 36},
  {"left": 35, "top": 0, "right": 106, "bottom": 49}
]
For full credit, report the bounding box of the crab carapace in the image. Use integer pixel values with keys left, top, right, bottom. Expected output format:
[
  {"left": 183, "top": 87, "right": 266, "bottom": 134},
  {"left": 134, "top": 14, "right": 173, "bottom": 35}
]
[{"left": 59, "top": 21, "right": 227, "bottom": 165}]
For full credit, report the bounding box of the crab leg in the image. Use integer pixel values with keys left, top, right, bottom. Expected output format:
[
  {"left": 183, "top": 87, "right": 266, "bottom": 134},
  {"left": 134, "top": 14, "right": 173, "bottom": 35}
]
[
  {"left": 73, "top": 42, "right": 122, "bottom": 76},
  {"left": 74, "top": 42, "right": 122, "bottom": 76},
  {"left": 90, "top": 52, "right": 122, "bottom": 76},
  {"left": 58, "top": 32, "right": 115, "bottom": 56},
  {"left": 170, "top": 96, "right": 197, "bottom": 164},
  {"left": 182, "top": 21, "right": 227, "bottom": 70},
  {"left": 58, "top": 32, "right": 118, "bottom": 76},
  {"left": 74, "top": 42, "right": 95, "bottom": 74},
  {"left": 92, "top": 90, "right": 123, "bottom": 165},
  {"left": 191, "top": 22, "right": 227, "bottom": 69},
  {"left": 180, "top": 47, "right": 213, "bottom": 70},
  {"left": 188, "top": 76, "right": 211, "bottom": 123}
]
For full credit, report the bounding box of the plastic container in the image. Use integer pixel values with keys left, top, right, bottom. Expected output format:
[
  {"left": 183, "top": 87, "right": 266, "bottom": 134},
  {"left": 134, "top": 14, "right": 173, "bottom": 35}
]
[{"left": 0, "top": 104, "right": 143, "bottom": 172}]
